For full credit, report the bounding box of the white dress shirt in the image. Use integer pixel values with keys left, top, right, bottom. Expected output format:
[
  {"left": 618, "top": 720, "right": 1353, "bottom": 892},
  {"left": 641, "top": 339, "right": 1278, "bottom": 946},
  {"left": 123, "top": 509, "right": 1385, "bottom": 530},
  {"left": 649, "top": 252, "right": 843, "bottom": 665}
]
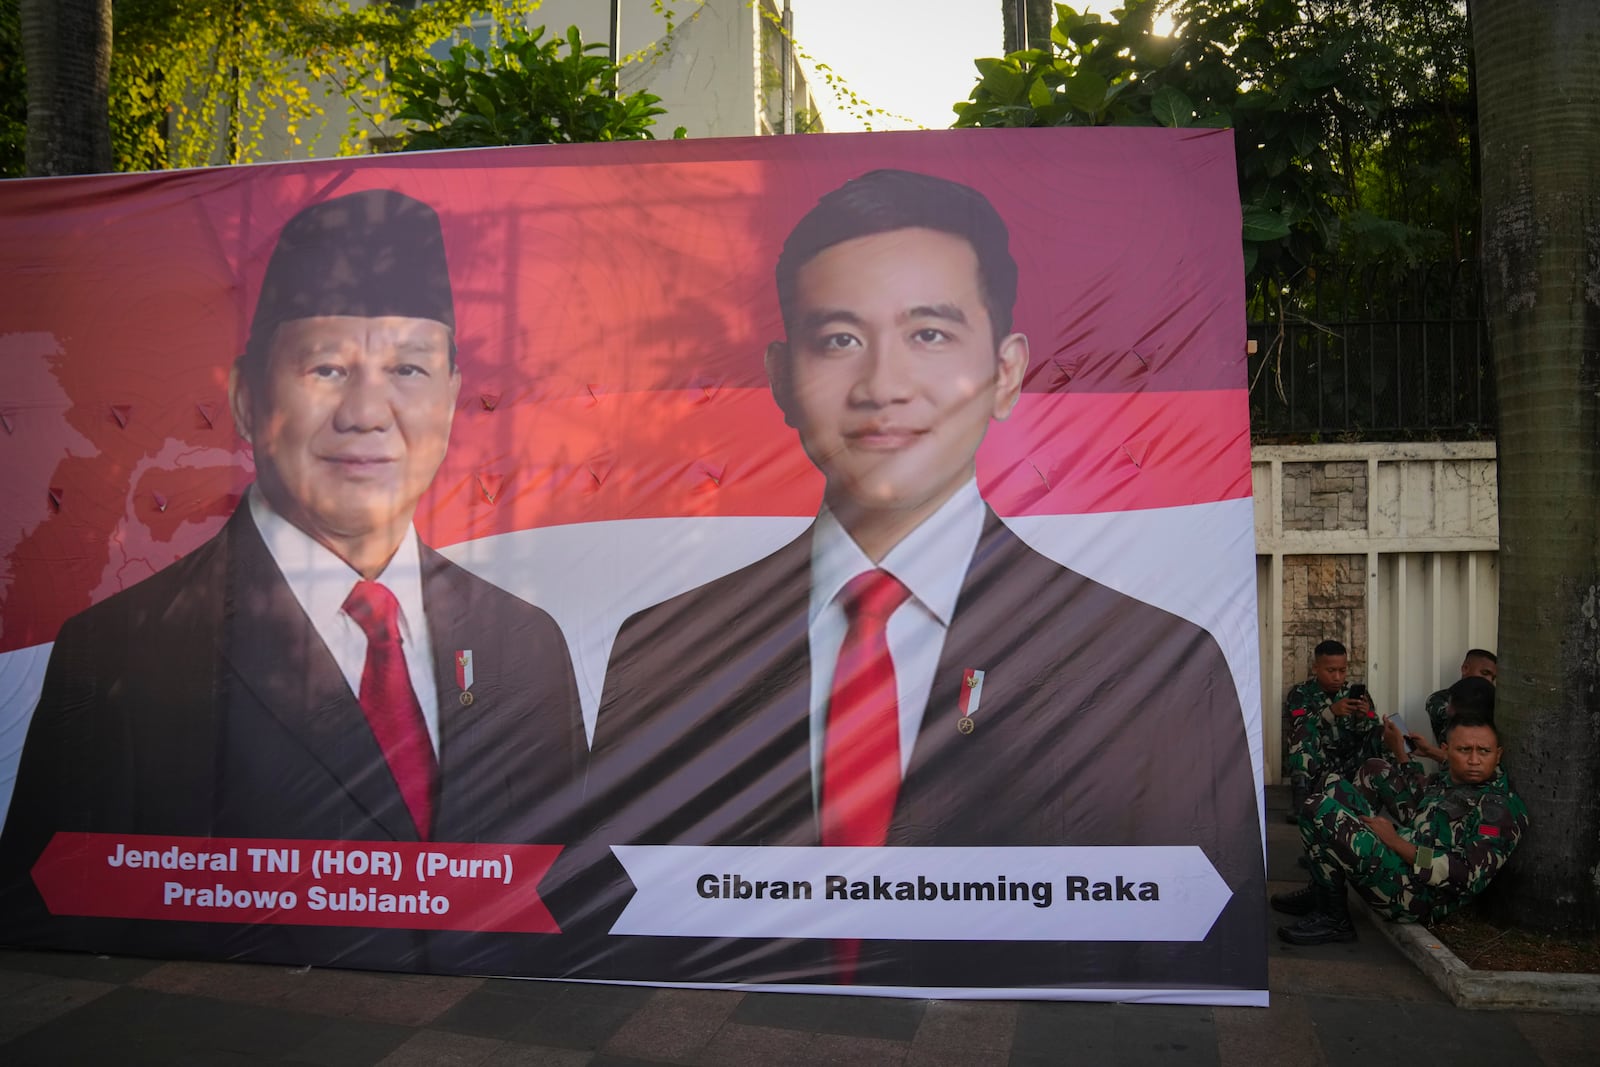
[
  {"left": 807, "top": 479, "right": 986, "bottom": 808},
  {"left": 248, "top": 489, "right": 442, "bottom": 754}
]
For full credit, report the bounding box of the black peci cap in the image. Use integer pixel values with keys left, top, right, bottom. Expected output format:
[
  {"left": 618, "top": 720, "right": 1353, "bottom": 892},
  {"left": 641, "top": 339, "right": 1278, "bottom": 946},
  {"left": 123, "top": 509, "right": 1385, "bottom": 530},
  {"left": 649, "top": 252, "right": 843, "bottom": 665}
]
[{"left": 246, "top": 189, "right": 454, "bottom": 361}]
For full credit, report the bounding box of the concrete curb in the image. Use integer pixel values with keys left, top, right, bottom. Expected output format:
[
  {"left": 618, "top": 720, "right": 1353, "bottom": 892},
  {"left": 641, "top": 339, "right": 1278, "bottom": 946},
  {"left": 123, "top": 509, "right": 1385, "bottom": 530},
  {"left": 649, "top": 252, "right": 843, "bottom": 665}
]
[{"left": 1372, "top": 915, "right": 1600, "bottom": 1013}]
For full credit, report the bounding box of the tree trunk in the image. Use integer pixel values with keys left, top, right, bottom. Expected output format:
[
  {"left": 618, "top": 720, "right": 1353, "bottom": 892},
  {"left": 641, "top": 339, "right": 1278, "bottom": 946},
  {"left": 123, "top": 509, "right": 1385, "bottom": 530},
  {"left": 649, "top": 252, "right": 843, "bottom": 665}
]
[
  {"left": 1474, "top": 0, "right": 1600, "bottom": 935},
  {"left": 1001, "top": 0, "right": 1052, "bottom": 54},
  {"left": 21, "top": 0, "right": 113, "bottom": 176}
]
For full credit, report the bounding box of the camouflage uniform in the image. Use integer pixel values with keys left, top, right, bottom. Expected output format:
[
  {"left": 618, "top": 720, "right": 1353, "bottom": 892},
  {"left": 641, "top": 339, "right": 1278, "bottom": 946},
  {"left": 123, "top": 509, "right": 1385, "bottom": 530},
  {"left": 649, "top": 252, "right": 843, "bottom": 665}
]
[
  {"left": 1424, "top": 687, "right": 1451, "bottom": 744},
  {"left": 1284, "top": 679, "right": 1381, "bottom": 784},
  {"left": 1299, "top": 757, "right": 1528, "bottom": 923}
]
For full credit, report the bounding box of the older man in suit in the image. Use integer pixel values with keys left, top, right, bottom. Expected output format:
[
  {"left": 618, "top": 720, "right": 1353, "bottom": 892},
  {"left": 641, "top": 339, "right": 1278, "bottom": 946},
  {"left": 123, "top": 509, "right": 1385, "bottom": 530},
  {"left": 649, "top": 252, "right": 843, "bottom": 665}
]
[
  {"left": 0, "top": 190, "right": 584, "bottom": 972},
  {"left": 580, "top": 170, "right": 1266, "bottom": 992}
]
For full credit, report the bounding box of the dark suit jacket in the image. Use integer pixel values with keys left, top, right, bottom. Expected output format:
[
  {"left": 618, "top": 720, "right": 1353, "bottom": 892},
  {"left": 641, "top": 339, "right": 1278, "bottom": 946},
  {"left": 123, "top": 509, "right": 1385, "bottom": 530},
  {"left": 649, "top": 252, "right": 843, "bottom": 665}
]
[
  {"left": 575, "top": 510, "right": 1267, "bottom": 991},
  {"left": 0, "top": 505, "right": 585, "bottom": 974}
]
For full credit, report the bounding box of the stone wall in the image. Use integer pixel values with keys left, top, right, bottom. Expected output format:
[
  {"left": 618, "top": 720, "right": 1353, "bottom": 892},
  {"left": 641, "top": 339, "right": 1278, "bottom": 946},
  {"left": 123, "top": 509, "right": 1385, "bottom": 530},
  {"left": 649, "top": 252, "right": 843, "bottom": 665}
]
[
  {"left": 1281, "top": 554, "right": 1369, "bottom": 682},
  {"left": 1278, "top": 554, "right": 1368, "bottom": 771},
  {"left": 1282, "top": 461, "right": 1368, "bottom": 531},
  {"left": 1278, "top": 461, "right": 1372, "bottom": 686}
]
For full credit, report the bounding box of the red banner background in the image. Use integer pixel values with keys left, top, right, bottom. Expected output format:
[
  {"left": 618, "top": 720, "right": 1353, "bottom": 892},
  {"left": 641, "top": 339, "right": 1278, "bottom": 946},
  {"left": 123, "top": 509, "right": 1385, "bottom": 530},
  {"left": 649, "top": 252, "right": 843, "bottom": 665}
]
[{"left": 0, "top": 128, "right": 1248, "bottom": 653}]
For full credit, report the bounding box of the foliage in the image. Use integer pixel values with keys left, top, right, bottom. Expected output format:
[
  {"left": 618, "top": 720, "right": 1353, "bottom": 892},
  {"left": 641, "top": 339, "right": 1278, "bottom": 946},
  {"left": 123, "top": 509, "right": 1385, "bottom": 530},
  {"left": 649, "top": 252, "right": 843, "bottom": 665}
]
[
  {"left": 953, "top": 1, "right": 1476, "bottom": 295},
  {"left": 108, "top": 0, "right": 539, "bottom": 171},
  {"left": 752, "top": 0, "right": 914, "bottom": 131},
  {"left": 0, "top": 0, "right": 24, "bottom": 177},
  {"left": 758, "top": 12, "right": 822, "bottom": 134},
  {"left": 390, "top": 22, "right": 676, "bottom": 150},
  {"left": 615, "top": 0, "right": 699, "bottom": 69}
]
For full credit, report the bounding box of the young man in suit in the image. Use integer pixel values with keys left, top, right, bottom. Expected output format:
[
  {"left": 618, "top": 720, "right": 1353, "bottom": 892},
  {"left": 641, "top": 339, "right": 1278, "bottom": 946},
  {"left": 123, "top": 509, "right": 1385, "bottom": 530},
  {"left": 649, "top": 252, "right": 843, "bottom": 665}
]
[
  {"left": 0, "top": 190, "right": 584, "bottom": 972},
  {"left": 580, "top": 169, "right": 1266, "bottom": 992}
]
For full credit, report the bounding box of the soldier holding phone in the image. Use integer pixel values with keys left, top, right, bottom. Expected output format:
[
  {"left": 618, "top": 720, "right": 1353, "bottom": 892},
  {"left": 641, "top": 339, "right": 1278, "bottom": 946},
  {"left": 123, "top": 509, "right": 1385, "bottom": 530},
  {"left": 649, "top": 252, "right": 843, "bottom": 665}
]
[{"left": 1282, "top": 640, "right": 1380, "bottom": 821}]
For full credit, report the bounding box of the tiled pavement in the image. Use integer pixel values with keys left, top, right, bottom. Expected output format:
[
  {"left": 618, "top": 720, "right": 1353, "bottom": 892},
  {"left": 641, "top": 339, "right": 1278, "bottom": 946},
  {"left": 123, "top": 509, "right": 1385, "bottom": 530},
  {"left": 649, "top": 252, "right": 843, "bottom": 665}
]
[{"left": 4, "top": 788, "right": 1597, "bottom": 1066}]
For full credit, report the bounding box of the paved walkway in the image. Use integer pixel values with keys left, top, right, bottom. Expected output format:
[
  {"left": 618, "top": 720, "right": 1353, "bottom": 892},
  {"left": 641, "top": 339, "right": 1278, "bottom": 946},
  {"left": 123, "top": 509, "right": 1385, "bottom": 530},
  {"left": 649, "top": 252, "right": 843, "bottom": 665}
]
[{"left": 3, "top": 787, "right": 1597, "bottom": 1066}]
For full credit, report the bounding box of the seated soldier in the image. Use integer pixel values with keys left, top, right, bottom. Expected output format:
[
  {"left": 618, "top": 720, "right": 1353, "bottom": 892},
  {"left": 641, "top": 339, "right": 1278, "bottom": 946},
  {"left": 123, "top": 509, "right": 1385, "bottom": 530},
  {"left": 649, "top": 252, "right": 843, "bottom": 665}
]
[
  {"left": 1282, "top": 639, "right": 1378, "bottom": 821},
  {"left": 1273, "top": 691, "right": 1527, "bottom": 945},
  {"left": 1404, "top": 673, "right": 1495, "bottom": 765},
  {"left": 1424, "top": 649, "right": 1497, "bottom": 745}
]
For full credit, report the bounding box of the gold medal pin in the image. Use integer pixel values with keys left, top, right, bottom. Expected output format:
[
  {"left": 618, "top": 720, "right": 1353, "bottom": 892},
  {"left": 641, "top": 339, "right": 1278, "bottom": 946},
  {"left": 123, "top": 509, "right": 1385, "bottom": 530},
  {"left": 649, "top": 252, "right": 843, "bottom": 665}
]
[
  {"left": 958, "top": 668, "right": 986, "bottom": 734},
  {"left": 456, "top": 650, "right": 475, "bottom": 706}
]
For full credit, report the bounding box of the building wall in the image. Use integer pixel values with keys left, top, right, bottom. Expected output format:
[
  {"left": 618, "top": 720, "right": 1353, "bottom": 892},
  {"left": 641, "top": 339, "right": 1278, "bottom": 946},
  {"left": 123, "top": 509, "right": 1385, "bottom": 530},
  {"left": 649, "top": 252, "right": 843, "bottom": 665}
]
[
  {"left": 543, "top": 0, "right": 826, "bottom": 138},
  {"left": 1254, "top": 442, "right": 1499, "bottom": 781},
  {"left": 541, "top": 0, "right": 766, "bottom": 138},
  {"left": 256, "top": 1, "right": 821, "bottom": 160}
]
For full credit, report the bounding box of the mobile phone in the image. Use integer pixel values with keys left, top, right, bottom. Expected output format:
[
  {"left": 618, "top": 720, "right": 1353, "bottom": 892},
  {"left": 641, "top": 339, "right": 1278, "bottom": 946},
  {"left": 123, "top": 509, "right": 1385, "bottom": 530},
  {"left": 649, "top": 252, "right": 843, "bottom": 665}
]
[
  {"left": 1386, "top": 712, "right": 1418, "bottom": 751},
  {"left": 1348, "top": 683, "right": 1368, "bottom": 701}
]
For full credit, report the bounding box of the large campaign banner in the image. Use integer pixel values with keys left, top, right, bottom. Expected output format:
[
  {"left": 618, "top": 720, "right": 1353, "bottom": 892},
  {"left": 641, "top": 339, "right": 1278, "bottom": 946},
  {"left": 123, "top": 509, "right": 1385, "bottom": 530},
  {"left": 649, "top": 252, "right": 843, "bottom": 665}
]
[{"left": 0, "top": 128, "right": 1266, "bottom": 1004}]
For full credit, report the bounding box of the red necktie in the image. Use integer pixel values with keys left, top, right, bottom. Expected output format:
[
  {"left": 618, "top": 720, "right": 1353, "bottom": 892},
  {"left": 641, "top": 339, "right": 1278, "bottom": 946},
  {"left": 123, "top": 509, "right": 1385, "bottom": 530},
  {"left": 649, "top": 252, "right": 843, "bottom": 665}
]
[
  {"left": 343, "top": 580, "right": 437, "bottom": 840},
  {"left": 821, "top": 570, "right": 910, "bottom": 983},
  {"left": 822, "top": 569, "right": 911, "bottom": 844}
]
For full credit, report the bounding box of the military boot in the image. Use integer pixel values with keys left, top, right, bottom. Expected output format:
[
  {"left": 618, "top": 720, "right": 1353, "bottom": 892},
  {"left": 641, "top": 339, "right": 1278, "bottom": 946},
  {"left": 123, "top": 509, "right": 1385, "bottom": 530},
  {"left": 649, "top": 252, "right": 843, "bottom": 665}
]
[
  {"left": 1276, "top": 875, "right": 1356, "bottom": 945},
  {"left": 1270, "top": 880, "right": 1318, "bottom": 916}
]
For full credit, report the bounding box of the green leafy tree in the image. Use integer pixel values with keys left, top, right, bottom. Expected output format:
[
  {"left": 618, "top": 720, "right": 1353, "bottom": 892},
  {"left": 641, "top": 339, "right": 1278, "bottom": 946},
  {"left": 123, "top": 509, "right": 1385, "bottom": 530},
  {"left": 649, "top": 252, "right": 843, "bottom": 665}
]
[
  {"left": 958, "top": 1, "right": 1486, "bottom": 441},
  {"left": 108, "top": 0, "right": 538, "bottom": 171},
  {"left": 390, "top": 22, "right": 677, "bottom": 150},
  {"left": 0, "top": 0, "right": 27, "bottom": 177},
  {"left": 956, "top": 1, "right": 1475, "bottom": 290},
  {"left": 1474, "top": 0, "right": 1600, "bottom": 936}
]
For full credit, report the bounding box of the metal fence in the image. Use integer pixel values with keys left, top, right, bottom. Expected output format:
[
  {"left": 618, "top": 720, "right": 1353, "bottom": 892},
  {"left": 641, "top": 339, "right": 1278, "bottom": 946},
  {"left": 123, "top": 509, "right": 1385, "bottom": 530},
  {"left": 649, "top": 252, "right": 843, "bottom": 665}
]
[{"left": 1247, "top": 260, "right": 1495, "bottom": 441}]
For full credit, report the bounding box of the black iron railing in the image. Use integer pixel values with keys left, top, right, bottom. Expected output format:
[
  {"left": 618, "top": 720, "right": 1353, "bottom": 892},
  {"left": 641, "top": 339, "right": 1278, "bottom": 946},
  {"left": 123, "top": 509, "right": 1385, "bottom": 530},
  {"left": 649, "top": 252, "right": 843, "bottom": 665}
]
[{"left": 1248, "top": 260, "right": 1495, "bottom": 441}]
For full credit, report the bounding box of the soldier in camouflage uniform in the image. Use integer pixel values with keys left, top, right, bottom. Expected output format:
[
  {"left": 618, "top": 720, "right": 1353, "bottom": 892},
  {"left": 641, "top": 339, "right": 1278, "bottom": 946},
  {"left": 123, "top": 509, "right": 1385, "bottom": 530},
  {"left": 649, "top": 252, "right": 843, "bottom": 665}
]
[
  {"left": 1422, "top": 689, "right": 1450, "bottom": 747},
  {"left": 1283, "top": 639, "right": 1378, "bottom": 821},
  {"left": 1274, "top": 690, "right": 1526, "bottom": 945},
  {"left": 1424, "top": 649, "right": 1497, "bottom": 744}
]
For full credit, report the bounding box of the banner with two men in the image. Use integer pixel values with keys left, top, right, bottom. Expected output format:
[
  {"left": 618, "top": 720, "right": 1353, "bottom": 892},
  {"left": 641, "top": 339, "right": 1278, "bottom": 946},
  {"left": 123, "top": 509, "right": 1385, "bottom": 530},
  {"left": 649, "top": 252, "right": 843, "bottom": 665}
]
[{"left": 0, "top": 128, "right": 1267, "bottom": 1003}]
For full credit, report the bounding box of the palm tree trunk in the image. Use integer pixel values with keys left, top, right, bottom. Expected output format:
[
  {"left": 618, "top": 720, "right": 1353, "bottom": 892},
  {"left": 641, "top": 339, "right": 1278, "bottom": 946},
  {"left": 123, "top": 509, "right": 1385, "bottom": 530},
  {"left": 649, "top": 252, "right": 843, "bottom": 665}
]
[
  {"left": 1474, "top": 0, "right": 1600, "bottom": 934},
  {"left": 21, "top": 0, "right": 113, "bottom": 176}
]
